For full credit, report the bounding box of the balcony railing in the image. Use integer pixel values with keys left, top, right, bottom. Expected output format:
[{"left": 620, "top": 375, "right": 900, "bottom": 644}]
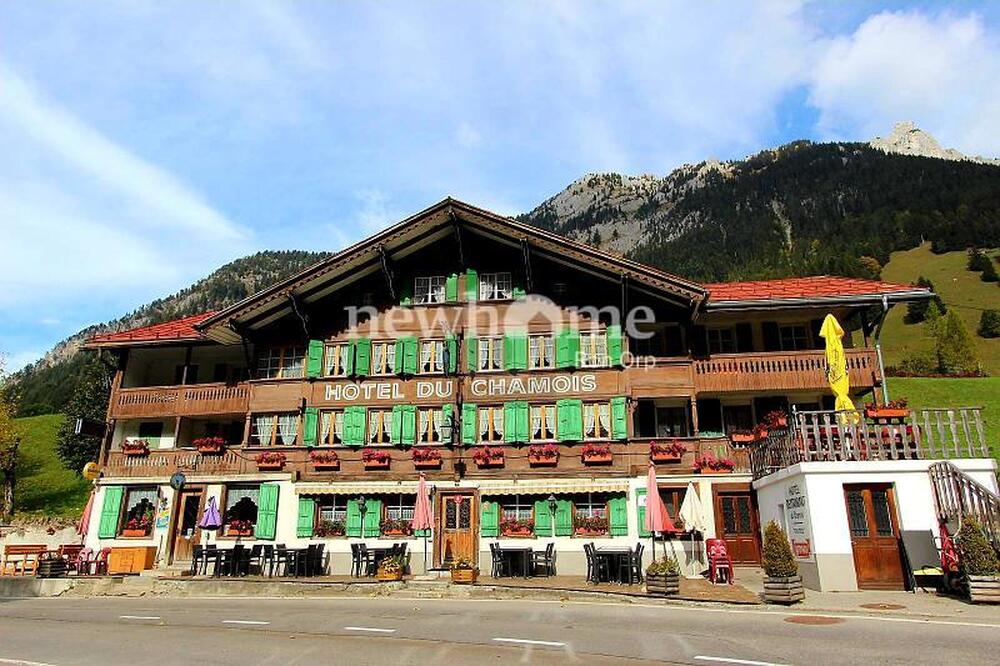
[
  {"left": 692, "top": 348, "right": 879, "bottom": 393},
  {"left": 110, "top": 382, "right": 251, "bottom": 419}
]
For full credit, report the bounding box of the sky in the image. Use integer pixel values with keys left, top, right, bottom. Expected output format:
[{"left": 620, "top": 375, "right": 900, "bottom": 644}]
[{"left": 2, "top": 1, "right": 1000, "bottom": 372}]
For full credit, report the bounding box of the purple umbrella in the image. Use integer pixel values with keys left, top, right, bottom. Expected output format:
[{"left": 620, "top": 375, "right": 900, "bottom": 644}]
[{"left": 199, "top": 496, "right": 222, "bottom": 530}]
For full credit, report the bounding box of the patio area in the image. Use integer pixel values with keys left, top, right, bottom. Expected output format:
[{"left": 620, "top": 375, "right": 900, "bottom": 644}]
[{"left": 482, "top": 572, "right": 762, "bottom": 604}]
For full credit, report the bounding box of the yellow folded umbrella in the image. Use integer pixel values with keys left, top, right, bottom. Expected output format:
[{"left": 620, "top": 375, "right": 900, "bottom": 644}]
[{"left": 819, "top": 314, "right": 858, "bottom": 419}]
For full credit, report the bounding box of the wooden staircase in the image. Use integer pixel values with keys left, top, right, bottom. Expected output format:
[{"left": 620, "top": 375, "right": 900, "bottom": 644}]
[{"left": 929, "top": 461, "right": 1000, "bottom": 549}]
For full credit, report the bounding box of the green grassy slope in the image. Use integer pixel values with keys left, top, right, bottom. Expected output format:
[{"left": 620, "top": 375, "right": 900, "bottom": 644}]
[
  {"left": 12, "top": 414, "right": 91, "bottom": 518},
  {"left": 880, "top": 243, "right": 1000, "bottom": 375}
]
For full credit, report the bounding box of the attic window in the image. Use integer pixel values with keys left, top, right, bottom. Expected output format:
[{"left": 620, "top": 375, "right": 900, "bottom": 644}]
[
  {"left": 479, "top": 272, "right": 512, "bottom": 300},
  {"left": 414, "top": 276, "right": 446, "bottom": 304}
]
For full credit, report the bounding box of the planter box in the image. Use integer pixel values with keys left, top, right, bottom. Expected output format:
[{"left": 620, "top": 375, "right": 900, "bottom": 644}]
[
  {"left": 582, "top": 452, "right": 613, "bottom": 465},
  {"left": 376, "top": 569, "right": 403, "bottom": 582},
  {"left": 729, "top": 433, "right": 755, "bottom": 443},
  {"left": 196, "top": 445, "right": 225, "bottom": 455},
  {"left": 475, "top": 456, "right": 504, "bottom": 468},
  {"left": 121, "top": 529, "right": 150, "bottom": 538},
  {"left": 451, "top": 568, "right": 478, "bottom": 585},
  {"left": 382, "top": 529, "right": 412, "bottom": 537},
  {"left": 364, "top": 459, "right": 391, "bottom": 470},
  {"left": 257, "top": 463, "right": 285, "bottom": 471},
  {"left": 967, "top": 575, "right": 1000, "bottom": 604},
  {"left": 697, "top": 468, "right": 733, "bottom": 475},
  {"left": 122, "top": 449, "right": 149, "bottom": 457},
  {"left": 501, "top": 528, "right": 534, "bottom": 538},
  {"left": 312, "top": 462, "right": 340, "bottom": 471},
  {"left": 763, "top": 574, "right": 805, "bottom": 604},
  {"left": 650, "top": 452, "right": 682, "bottom": 463},
  {"left": 574, "top": 529, "right": 609, "bottom": 538},
  {"left": 414, "top": 459, "right": 442, "bottom": 469},
  {"left": 528, "top": 455, "right": 559, "bottom": 467},
  {"left": 646, "top": 572, "right": 680, "bottom": 596},
  {"left": 865, "top": 408, "right": 909, "bottom": 420}
]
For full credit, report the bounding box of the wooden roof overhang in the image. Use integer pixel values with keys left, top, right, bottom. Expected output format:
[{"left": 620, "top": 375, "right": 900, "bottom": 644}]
[
  {"left": 197, "top": 198, "right": 708, "bottom": 344},
  {"left": 702, "top": 289, "right": 931, "bottom": 313}
]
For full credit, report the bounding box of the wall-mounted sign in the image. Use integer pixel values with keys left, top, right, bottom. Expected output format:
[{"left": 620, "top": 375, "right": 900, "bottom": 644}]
[
  {"left": 469, "top": 374, "right": 597, "bottom": 397},
  {"left": 322, "top": 373, "right": 600, "bottom": 402},
  {"left": 785, "top": 482, "right": 814, "bottom": 561}
]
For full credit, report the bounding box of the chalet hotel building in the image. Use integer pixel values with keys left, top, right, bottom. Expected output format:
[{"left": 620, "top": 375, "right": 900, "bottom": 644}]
[{"left": 81, "top": 198, "right": 934, "bottom": 579}]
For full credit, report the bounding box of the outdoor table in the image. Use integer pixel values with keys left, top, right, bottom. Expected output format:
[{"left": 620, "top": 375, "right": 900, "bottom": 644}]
[
  {"left": 282, "top": 547, "right": 309, "bottom": 577},
  {"left": 594, "top": 547, "right": 633, "bottom": 584},
  {"left": 498, "top": 546, "right": 533, "bottom": 579}
]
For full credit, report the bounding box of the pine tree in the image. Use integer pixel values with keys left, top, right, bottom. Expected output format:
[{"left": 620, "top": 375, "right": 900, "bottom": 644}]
[
  {"left": 762, "top": 521, "right": 798, "bottom": 577},
  {"left": 905, "top": 277, "right": 945, "bottom": 323},
  {"left": 979, "top": 310, "right": 1000, "bottom": 339},
  {"left": 982, "top": 260, "right": 998, "bottom": 283},
  {"left": 0, "top": 362, "right": 20, "bottom": 522},
  {"left": 934, "top": 310, "right": 982, "bottom": 376},
  {"left": 56, "top": 355, "right": 111, "bottom": 474}
]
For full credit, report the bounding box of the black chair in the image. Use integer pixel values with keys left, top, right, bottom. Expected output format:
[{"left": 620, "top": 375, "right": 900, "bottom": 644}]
[
  {"left": 628, "top": 543, "right": 645, "bottom": 584},
  {"left": 273, "top": 544, "right": 292, "bottom": 577},
  {"left": 532, "top": 543, "right": 555, "bottom": 577},
  {"left": 246, "top": 545, "right": 264, "bottom": 576},
  {"left": 291, "top": 545, "right": 315, "bottom": 577},
  {"left": 188, "top": 545, "right": 205, "bottom": 576},
  {"left": 489, "top": 543, "right": 509, "bottom": 578},
  {"left": 204, "top": 544, "right": 220, "bottom": 577},
  {"left": 350, "top": 544, "right": 364, "bottom": 577},
  {"left": 584, "top": 543, "right": 608, "bottom": 583},
  {"left": 260, "top": 545, "right": 275, "bottom": 577}
]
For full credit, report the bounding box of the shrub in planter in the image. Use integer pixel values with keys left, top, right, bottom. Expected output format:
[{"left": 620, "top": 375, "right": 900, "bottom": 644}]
[
  {"left": 411, "top": 447, "right": 443, "bottom": 468},
  {"left": 121, "top": 512, "right": 153, "bottom": 537},
  {"left": 957, "top": 517, "right": 1000, "bottom": 603},
  {"left": 645, "top": 556, "right": 680, "bottom": 595},
  {"left": 377, "top": 553, "right": 406, "bottom": 582},
  {"left": 450, "top": 557, "right": 478, "bottom": 584},
  {"left": 650, "top": 440, "right": 686, "bottom": 462},
  {"left": 693, "top": 452, "right": 736, "bottom": 474},
  {"left": 472, "top": 445, "right": 505, "bottom": 468},
  {"left": 762, "top": 521, "right": 803, "bottom": 604},
  {"left": 254, "top": 451, "right": 286, "bottom": 470}
]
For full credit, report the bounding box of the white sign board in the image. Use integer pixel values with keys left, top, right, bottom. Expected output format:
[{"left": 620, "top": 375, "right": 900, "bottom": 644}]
[{"left": 784, "top": 482, "right": 814, "bottom": 561}]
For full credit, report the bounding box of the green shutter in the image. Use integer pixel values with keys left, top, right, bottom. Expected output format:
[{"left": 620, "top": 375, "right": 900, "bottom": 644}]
[
  {"left": 556, "top": 329, "right": 580, "bottom": 368},
  {"left": 533, "top": 500, "right": 553, "bottom": 537},
  {"left": 465, "top": 269, "right": 478, "bottom": 302},
  {"left": 254, "top": 483, "right": 279, "bottom": 540},
  {"left": 481, "top": 500, "right": 499, "bottom": 537},
  {"left": 609, "top": 496, "right": 629, "bottom": 536},
  {"left": 446, "top": 273, "right": 458, "bottom": 302},
  {"left": 636, "top": 489, "right": 650, "bottom": 538},
  {"left": 554, "top": 499, "right": 573, "bottom": 537},
  {"left": 517, "top": 402, "right": 530, "bottom": 442},
  {"left": 346, "top": 499, "right": 362, "bottom": 537},
  {"left": 441, "top": 404, "right": 454, "bottom": 445},
  {"left": 363, "top": 499, "right": 382, "bottom": 537},
  {"left": 401, "top": 405, "right": 416, "bottom": 446},
  {"left": 390, "top": 405, "right": 404, "bottom": 445},
  {"left": 503, "top": 402, "right": 529, "bottom": 444},
  {"left": 607, "top": 325, "right": 624, "bottom": 366},
  {"left": 306, "top": 339, "right": 324, "bottom": 378},
  {"left": 354, "top": 337, "right": 371, "bottom": 377},
  {"left": 344, "top": 406, "right": 367, "bottom": 446},
  {"left": 503, "top": 333, "right": 527, "bottom": 370},
  {"left": 343, "top": 340, "right": 355, "bottom": 376},
  {"left": 445, "top": 334, "right": 458, "bottom": 374},
  {"left": 461, "top": 403, "right": 478, "bottom": 445},
  {"left": 394, "top": 336, "right": 418, "bottom": 375},
  {"left": 97, "top": 485, "right": 124, "bottom": 538},
  {"left": 466, "top": 336, "right": 478, "bottom": 373},
  {"left": 557, "top": 399, "right": 583, "bottom": 441},
  {"left": 303, "top": 407, "right": 319, "bottom": 447},
  {"left": 296, "top": 496, "right": 316, "bottom": 537},
  {"left": 611, "top": 397, "right": 628, "bottom": 440}
]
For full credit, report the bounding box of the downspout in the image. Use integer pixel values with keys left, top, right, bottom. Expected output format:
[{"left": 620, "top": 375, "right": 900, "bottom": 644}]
[{"left": 874, "top": 295, "right": 890, "bottom": 403}]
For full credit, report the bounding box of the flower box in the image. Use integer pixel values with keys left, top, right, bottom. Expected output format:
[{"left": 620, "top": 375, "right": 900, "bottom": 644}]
[
  {"left": 581, "top": 444, "right": 613, "bottom": 465},
  {"left": 501, "top": 526, "right": 534, "bottom": 538},
  {"left": 121, "top": 529, "right": 149, "bottom": 538},
  {"left": 693, "top": 452, "right": 736, "bottom": 474},
  {"left": 193, "top": 436, "right": 226, "bottom": 455},
  {"left": 411, "top": 447, "right": 442, "bottom": 469},
  {"left": 697, "top": 467, "right": 732, "bottom": 475},
  {"left": 472, "top": 446, "right": 505, "bottom": 468},
  {"left": 361, "top": 448, "right": 392, "bottom": 470},
  {"left": 451, "top": 567, "right": 478, "bottom": 584},
  {"left": 121, "top": 439, "right": 150, "bottom": 457},
  {"left": 574, "top": 528, "right": 608, "bottom": 537},
  {"left": 255, "top": 452, "right": 286, "bottom": 471},
  {"left": 310, "top": 451, "right": 340, "bottom": 471},
  {"left": 729, "top": 431, "right": 756, "bottom": 443},
  {"left": 528, "top": 444, "right": 559, "bottom": 466},
  {"left": 377, "top": 569, "right": 403, "bottom": 582},
  {"left": 364, "top": 459, "right": 390, "bottom": 470},
  {"left": 649, "top": 441, "right": 686, "bottom": 463},
  {"left": 227, "top": 528, "right": 253, "bottom": 537},
  {"left": 864, "top": 407, "right": 909, "bottom": 420}
]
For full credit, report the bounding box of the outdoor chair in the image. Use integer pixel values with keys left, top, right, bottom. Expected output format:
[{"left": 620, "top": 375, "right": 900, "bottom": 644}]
[
  {"left": 58, "top": 544, "right": 83, "bottom": 573},
  {"left": 189, "top": 545, "right": 205, "bottom": 576},
  {"left": 247, "top": 545, "right": 265, "bottom": 575},
  {"left": 489, "top": 543, "right": 509, "bottom": 578},
  {"left": 203, "top": 544, "right": 219, "bottom": 576},
  {"left": 706, "top": 538, "right": 734, "bottom": 585},
  {"left": 623, "top": 543, "right": 644, "bottom": 584},
  {"left": 91, "top": 548, "right": 111, "bottom": 576},
  {"left": 310, "top": 543, "right": 326, "bottom": 576},
  {"left": 583, "top": 543, "right": 608, "bottom": 583},
  {"left": 75, "top": 548, "right": 93, "bottom": 575},
  {"left": 273, "top": 544, "right": 292, "bottom": 577},
  {"left": 532, "top": 543, "right": 555, "bottom": 577},
  {"left": 260, "top": 545, "right": 275, "bottom": 576}
]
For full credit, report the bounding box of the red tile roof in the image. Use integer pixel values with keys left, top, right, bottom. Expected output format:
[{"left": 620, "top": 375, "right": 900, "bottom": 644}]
[
  {"left": 86, "top": 311, "right": 216, "bottom": 346},
  {"left": 705, "top": 276, "right": 924, "bottom": 303}
]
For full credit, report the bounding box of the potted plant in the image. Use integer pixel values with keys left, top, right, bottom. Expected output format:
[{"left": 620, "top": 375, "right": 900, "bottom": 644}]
[
  {"left": 314, "top": 519, "right": 346, "bottom": 538},
  {"left": 957, "top": 517, "right": 1000, "bottom": 603},
  {"left": 362, "top": 448, "right": 392, "bottom": 469},
  {"left": 645, "top": 555, "right": 680, "bottom": 596},
  {"left": 693, "top": 452, "right": 736, "bottom": 474},
  {"left": 729, "top": 429, "right": 756, "bottom": 444},
  {"left": 450, "top": 557, "right": 478, "bottom": 584},
  {"left": 193, "top": 436, "right": 226, "bottom": 455},
  {"left": 761, "top": 410, "right": 788, "bottom": 429},
  {"left": 864, "top": 398, "right": 909, "bottom": 420},
  {"left": 650, "top": 440, "right": 686, "bottom": 463},
  {"left": 121, "top": 439, "right": 150, "bottom": 457},
  {"left": 226, "top": 518, "right": 254, "bottom": 537},
  {"left": 574, "top": 515, "right": 609, "bottom": 537},
  {"left": 309, "top": 449, "right": 340, "bottom": 470},
  {"left": 376, "top": 553, "right": 405, "bottom": 582},
  {"left": 499, "top": 517, "right": 534, "bottom": 537},
  {"left": 411, "top": 447, "right": 443, "bottom": 469},
  {"left": 380, "top": 517, "right": 414, "bottom": 537},
  {"left": 472, "top": 445, "right": 505, "bottom": 468},
  {"left": 527, "top": 443, "right": 560, "bottom": 466},
  {"left": 581, "top": 443, "right": 613, "bottom": 465},
  {"left": 121, "top": 512, "right": 153, "bottom": 537},
  {"left": 762, "top": 521, "right": 804, "bottom": 604},
  {"left": 255, "top": 451, "right": 287, "bottom": 471}
]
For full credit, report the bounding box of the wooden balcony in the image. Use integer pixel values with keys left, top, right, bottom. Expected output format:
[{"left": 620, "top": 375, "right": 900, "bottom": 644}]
[
  {"left": 110, "top": 382, "right": 251, "bottom": 419},
  {"left": 692, "top": 348, "right": 879, "bottom": 394}
]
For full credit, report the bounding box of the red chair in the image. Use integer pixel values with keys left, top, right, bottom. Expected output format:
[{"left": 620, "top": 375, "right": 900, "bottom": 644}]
[
  {"left": 705, "top": 538, "right": 734, "bottom": 585},
  {"left": 75, "top": 548, "right": 93, "bottom": 575},
  {"left": 90, "top": 548, "right": 111, "bottom": 576}
]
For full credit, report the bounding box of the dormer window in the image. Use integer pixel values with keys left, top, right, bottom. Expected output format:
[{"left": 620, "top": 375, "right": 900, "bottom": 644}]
[
  {"left": 479, "top": 272, "right": 512, "bottom": 300},
  {"left": 414, "top": 276, "right": 446, "bottom": 304}
]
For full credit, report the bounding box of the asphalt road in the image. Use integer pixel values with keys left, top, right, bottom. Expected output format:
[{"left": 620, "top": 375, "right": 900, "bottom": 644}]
[{"left": 0, "top": 596, "right": 996, "bottom": 665}]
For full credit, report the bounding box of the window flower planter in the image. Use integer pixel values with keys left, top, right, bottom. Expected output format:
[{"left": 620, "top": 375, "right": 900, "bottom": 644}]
[
  {"left": 528, "top": 444, "right": 559, "bottom": 466},
  {"left": 309, "top": 450, "right": 340, "bottom": 471},
  {"left": 574, "top": 516, "right": 609, "bottom": 536},
  {"left": 865, "top": 399, "right": 909, "bottom": 420},
  {"left": 574, "top": 527, "right": 608, "bottom": 537},
  {"left": 693, "top": 452, "right": 736, "bottom": 475},
  {"left": 499, "top": 518, "right": 534, "bottom": 538},
  {"left": 650, "top": 441, "right": 685, "bottom": 463},
  {"left": 121, "top": 439, "right": 150, "bottom": 457},
  {"left": 472, "top": 446, "right": 505, "bottom": 468},
  {"left": 362, "top": 448, "right": 392, "bottom": 470},
  {"left": 226, "top": 520, "right": 254, "bottom": 537},
  {"left": 581, "top": 444, "right": 613, "bottom": 465},
  {"left": 255, "top": 452, "right": 286, "bottom": 471},
  {"left": 380, "top": 518, "right": 413, "bottom": 537},
  {"left": 227, "top": 528, "right": 254, "bottom": 537},
  {"left": 729, "top": 431, "right": 756, "bottom": 444},
  {"left": 411, "top": 447, "right": 442, "bottom": 469},
  {"left": 193, "top": 436, "right": 226, "bottom": 455},
  {"left": 121, "top": 529, "right": 150, "bottom": 538}
]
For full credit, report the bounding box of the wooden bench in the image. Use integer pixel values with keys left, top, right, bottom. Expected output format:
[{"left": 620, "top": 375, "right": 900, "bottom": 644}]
[{"left": 1, "top": 544, "right": 49, "bottom": 576}]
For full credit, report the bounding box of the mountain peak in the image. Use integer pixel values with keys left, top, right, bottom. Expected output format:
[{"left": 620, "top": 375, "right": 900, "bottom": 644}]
[{"left": 870, "top": 121, "right": 998, "bottom": 165}]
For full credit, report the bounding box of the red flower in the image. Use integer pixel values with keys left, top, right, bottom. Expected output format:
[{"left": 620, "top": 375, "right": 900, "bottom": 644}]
[
  {"left": 528, "top": 444, "right": 560, "bottom": 459},
  {"left": 255, "top": 451, "right": 287, "bottom": 465},
  {"left": 411, "top": 447, "right": 442, "bottom": 463},
  {"left": 361, "top": 448, "right": 392, "bottom": 463}
]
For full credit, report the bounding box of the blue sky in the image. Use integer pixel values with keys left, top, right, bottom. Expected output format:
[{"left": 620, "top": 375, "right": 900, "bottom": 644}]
[{"left": 2, "top": 1, "right": 999, "bottom": 372}]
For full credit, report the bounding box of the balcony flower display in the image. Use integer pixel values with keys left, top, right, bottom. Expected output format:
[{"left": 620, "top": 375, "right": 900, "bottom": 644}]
[
  {"left": 581, "top": 443, "right": 613, "bottom": 465},
  {"left": 121, "top": 439, "right": 150, "bottom": 457},
  {"left": 499, "top": 517, "right": 534, "bottom": 537},
  {"left": 315, "top": 519, "right": 346, "bottom": 538},
  {"left": 193, "top": 436, "right": 226, "bottom": 455},
  {"left": 380, "top": 517, "right": 414, "bottom": 536},
  {"left": 472, "top": 445, "right": 504, "bottom": 468},
  {"left": 761, "top": 410, "right": 788, "bottom": 429},
  {"left": 527, "top": 443, "right": 560, "bottom": 466},
  {"left": 574, "top": 515, "right": 609, "bottom": 536},
  {"left": 121, "top": 511, "right": 153, "bottom": 537},
  {"left": 650, "top": 440, "right": 686, "bottom": 463},
  {"left": 226, "top": 519, "right": 254, "bottom": 537},
  {"left": 254, "top": 451, "right": 286, "bottom": 471},
  {"left": 411, "top": 447, "right": 443, "bottom": 469},
  {"left": 729, "top": 429, "right": 756, "bottom": 444},
  {"left": 361, "top": 448, "right": 392, "bottom": 469},
  {"left": 693, "top": 452, "right": 736, "bottom": 474},
  {"left": 864, "top": 398, "right": 909, "bottom": 420},
  {"left": 309, "top": 449, "right": 340, "bottom": 470}
]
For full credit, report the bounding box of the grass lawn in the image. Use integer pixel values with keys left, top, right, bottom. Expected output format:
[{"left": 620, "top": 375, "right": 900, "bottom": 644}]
[
  {"left": 12, "top": 413, "right": 91, "bottom": 519},
  {"left": 881, "top": 243, "right": 1000, "bottom": 376}
]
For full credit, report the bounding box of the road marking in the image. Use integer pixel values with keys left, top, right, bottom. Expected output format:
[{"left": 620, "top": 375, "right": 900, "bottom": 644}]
[
  {"left": 343, "top": 626, "right": 396, "bottom": 633},
  {"left": 222, "top": 620, "right": 270, "bottom": 626},
  {"left": 119, "top": 615, "right": 161, "bottom": 620},
  {"left": 0, "top": 659, "right": 61, "bottom": 666},
  {"left": 493, "top": 637, "right": 566, "bottom": 648},
  {"left": 695, "top": 657, "right": 789, "bottom": 666}
]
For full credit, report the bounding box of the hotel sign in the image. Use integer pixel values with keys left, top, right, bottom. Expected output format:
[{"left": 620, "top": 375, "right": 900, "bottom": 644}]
[
  {"left": 785, "top": 482, "right": 814, "bottom": 561},
  {"left": 322, "top": 373, "right": 600, "bottom": 403}
]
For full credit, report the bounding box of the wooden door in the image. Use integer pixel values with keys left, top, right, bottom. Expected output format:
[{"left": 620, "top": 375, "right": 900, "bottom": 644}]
[
  {"left": 844, "top": 484, "right": 904, "bottom": 590},
  {"left": 170, "top": 489, "right": 204, "bottom": 563},
  {"left": 714, "top": 491, "right": 761, "bottom": 564},
  {"left": 436, "top": 492, "right": 477, "bottom": 567}
]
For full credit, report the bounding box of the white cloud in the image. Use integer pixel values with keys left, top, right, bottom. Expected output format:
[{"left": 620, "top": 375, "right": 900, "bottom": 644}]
[
  {"left": 455, "top": 122, "right": 482, "bottom": 148},
  {"left": 809, "top": 10, "right": 1000, "bottom": 155}
]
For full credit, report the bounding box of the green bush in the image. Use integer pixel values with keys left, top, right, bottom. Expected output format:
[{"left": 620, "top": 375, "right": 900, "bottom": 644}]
[
  {"left": 934, "top": 310, "right": 983, "bottom": 376},
  {"left": 967, "top": 248, "right": 992, "bottom": 272},
  {"left": 957, "top": 517, "right": 1000, "bottom": 577},
  {"left": 982, "top": 261, "right": 999, "bottom": 283},
  {"left": 979, "top": 310, "right": 1000, "bottom": 339},
  {"left": 646, "top": 556, "right": 680, "bottom": 576},
  {"left": 762, "top": 521, "right": 798, "bottom": 578}
]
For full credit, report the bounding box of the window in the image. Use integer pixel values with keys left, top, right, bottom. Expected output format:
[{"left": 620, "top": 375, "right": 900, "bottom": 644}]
[
  {"left": 479, "top": 272, "right": 513, "bottom": 300},
  {"left": 478, "top": 406, "right": 504, "bottom": 443},
  {"left": 370, "top": 341, "right": 396, "bottom": 375},
  {"left": 528, "top": 335, "right": 554, "bottom": 369},
  {"left": 368, "top": 409, "right": 393, "bottom": 444},
  {"left": 318, "top": 410, "right": 345, "bottom": 445},
  {"left": 707, "top": 328, "right": 736, "bottom": 354},
  {"left": 137, "top": 421, "right": 164, "bottom": 445},
  {"left": 656, "top": 407, "right": 689, "bottom": 437},
  {"left": 500, "top": 496, "right": 533, "bottom": 521},
  {"left": 415, "top": 276, "right": 446, "bottom": 304},
  {"left": 477, "top": 337, "right": 503, "bottom": 371},
  {"left": 417, "top": 407, "right": 444, "bottom": 444},
  {"left": 224, "top": 485, "right": 260, "bottom": 536},
  {"left": 583, "top": 402, "right": 611, "bottom": 439},
  {"left": 324, "top": 343, "right": 351, "bottom": 377},
  {"left": 658, "top": 487, "right": 687, "bottom": 525},
  {"left": 530, "top": 404, "right": 557, "bottom": 441},
  {"left": 574, "top": 494, "right": 608, "bottom": 520},
  {"left": 318, "top": 496, "right": 348, "bottom": 523},
  {"left": 256, "top": 346, "right": 304, "bottom": 379},
  {"left": 779, "top": 324, "right": 810, "bottom": 351},
  {"left": 579, "top": 332, "right": 608, "bottom": 367},
  {"left": 419, "top": 340, "right": 446, "bottom": 374},
  {"left": 386, "top": 494, "right": 415, "bottom": 521},
  {"left": 251, "top": 413, "right": 300, "bottom": 446},
  {"left": 120, "top": 487, "right": 157, "bottom": 536}
]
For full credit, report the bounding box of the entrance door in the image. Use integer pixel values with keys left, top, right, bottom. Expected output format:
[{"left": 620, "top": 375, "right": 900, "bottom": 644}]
[
  {"left": 436, "top": 492, "right": 477, "bottom": 567},
  {"left": 714, "top": 491, "right": 761, "bottom": 564},
  {"left": 170, "top": 489, "right": 205, "bottom": 563},
  {"left": 844, "top": 484, "right": 904, "bottom": 590}
]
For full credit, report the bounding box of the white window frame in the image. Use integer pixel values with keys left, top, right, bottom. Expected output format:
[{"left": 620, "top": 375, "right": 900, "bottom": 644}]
[
  {"left": 478, "top": 406, "right": 504, "bottom": 443},
  {"left": 250, "top": 413, "right": 300, "bottom": 447},
  {"left": 319, "top": 410, "right": 345, "bottom": 445},
  {"left": 530, "top": 404, "right": 557, "bottom": 442},
  {"left": 417, "top": 407, "right": 444, "bottom": 444},
  {"left": 324, "top": 343, "right": 351, "bottom": 377},
  {"left": 579, "top": 332, "right": 608, "bottom": 368},
  {"left": 319, "top": 496, "right": 348, "bottom": 523},
  {"left": 477, "top": 336, "right": 503, "bottom": 372},
  {"left": 583, "top": 402, "right": 611, "bottom": 440},
  {"left": 386, "top": 494, "right": 415, "bottom": 521},
  {"left": 370, "top": 341, "right": 396, "bottom": 376},
  {"left": 257, "top": 346, "right": 305, "bottom": 379},
  {"left": 414, "top": 276, "right": 446, "bottom": 304},
  {"left": 419, "top": 340, "right": 445, "bottom": 374},
  {"left": 501, "top": 496, "right": 533, "bottom": 521},
  {"left": 368, "top": 409, "right": 393, "bottom": 444},
  {"left": 574, "top": 494, "right": 607, "bottom": 519},
  {"left": 479, "top": 272, "right": 513, "bottom": 301},
  {"left": 528, "top": 335, "right": 554, "bottom": 369}
]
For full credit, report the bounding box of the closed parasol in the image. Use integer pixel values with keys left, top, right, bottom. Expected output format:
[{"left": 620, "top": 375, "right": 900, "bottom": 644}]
[
  {"left": 412, "top": 474, "right": 433, "bottom": 573},
  {"left": 199, "top": 496, "right": 222, "bottom": 530},
  {"left": 645, "top": 463, "right": 675, "bottom": 560}
]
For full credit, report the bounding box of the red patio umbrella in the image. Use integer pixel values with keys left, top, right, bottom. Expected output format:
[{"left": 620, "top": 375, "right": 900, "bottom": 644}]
[
  {"left": 76, "top": 488, "right": 96, "bottom": 541},
  {"left": 645, "top": 463, "right": 675, "bottom": 561},
  {"left": 412, "top": 474, "right": 433, "bottom": 573}
]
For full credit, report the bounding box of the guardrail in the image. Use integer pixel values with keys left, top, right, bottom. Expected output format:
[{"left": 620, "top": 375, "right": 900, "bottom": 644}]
[
  {"left": 110, "top": 382, "right": 251, "bottom": 418},
  {"left": 693, "top": 348, "right": 878, "bottom": 393}
]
